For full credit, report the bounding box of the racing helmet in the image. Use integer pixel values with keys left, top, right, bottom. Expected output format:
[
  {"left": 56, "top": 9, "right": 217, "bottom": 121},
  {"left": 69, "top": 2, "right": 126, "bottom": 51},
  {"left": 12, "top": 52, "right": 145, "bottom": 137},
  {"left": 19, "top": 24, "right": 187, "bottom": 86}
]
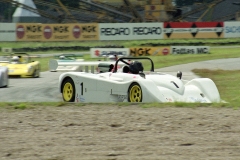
[
  {"left": 129, "top": 61, "right": 144, "bottom": 74},
  {"left": 11, "top": 56, "right": 19, "bottom": 63},
  {"left": 59, "top": 55, "right": 65, "bottom": 59},
  {"left": 108, "top": 55, "right": 116, "bottom": 61}
]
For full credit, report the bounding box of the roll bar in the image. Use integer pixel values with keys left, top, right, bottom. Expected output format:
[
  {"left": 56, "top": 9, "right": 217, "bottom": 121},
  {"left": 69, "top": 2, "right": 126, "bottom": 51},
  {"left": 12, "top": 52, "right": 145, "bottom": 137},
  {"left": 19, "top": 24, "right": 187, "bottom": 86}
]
[{"left": 113, "top": 57, "right": 154, "bottom": 73}]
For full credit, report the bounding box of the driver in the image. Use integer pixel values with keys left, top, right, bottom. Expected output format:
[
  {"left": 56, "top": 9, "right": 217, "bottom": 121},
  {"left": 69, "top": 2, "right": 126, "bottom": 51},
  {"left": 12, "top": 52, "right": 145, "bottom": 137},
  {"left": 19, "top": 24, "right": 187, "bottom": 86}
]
[
  {"left": 129, "top": 61, "right": 144, "bottom": 74},
  {"left": 59, "top": 55, "right": 66, "bottom": 59},
  {"left": 11, "top": 56, "right": 20, "bottom": 64}
]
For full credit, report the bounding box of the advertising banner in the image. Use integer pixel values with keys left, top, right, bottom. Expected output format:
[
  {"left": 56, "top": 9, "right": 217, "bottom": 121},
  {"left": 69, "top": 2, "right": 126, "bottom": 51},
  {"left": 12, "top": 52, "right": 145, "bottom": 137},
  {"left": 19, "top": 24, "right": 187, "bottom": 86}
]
[
  {"left": 130, "top": 47, "right": 170, "bottom": 56},
  {"left": 171, "top": 46, "right": 210, "bottom": 54},
  {"left": 16, "top": 23, "right": 99, "bottom": 41},
  {"left": 90, "top": 48, "right": 129, "bottom": 58},
  {"left": 0, "top": 23, "right": 16, "bottom": 41},
  {"left": 224, "top": 21, "right": 240, "bottom": 38},
  {"left": 99, "top": 23, "right": 164, "bottom": 40},
  {"left": 42, "top": 23, "right": 99, "bottom": 41},
  {"left": 164, "top": 22, "right": 224, "bottom": 39},
  {"left": 16, "top": 23, "right": 44, "bottom": 41}
]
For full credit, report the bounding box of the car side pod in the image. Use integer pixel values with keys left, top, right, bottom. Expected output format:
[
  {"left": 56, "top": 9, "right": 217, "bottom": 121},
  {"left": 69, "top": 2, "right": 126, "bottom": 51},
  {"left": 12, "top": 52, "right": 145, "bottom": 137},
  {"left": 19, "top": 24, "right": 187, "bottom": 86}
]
[{"left": 177, "top": 71, "right": 182, "bottom": 79}]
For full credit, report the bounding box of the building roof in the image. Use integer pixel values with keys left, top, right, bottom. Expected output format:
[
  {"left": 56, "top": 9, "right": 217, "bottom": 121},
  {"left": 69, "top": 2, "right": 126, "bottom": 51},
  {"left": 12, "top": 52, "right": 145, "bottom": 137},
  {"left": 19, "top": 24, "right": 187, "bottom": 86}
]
[{"left": 12, "top": 0, "right": 40, "bottom": 17}]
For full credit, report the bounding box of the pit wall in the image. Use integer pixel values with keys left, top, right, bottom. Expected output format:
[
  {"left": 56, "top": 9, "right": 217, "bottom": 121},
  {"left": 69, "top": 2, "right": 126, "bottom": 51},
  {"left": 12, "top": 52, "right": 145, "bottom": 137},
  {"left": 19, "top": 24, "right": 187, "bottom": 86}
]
[{"left": 0, "top": 22, "right": 239, "bottom": 42}]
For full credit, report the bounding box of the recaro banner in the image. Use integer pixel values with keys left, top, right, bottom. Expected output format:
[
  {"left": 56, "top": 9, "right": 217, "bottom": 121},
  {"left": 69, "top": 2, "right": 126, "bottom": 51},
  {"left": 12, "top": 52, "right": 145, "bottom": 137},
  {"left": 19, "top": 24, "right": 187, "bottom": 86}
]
[
  {"left": 224, "top": 21, "right": 240, "bottom": 38},
  {"left": 0, "top": 23, "right": 16, "bottom": 41},
  {"left": 99, "top": 23, "right": 164, "bottom": 40},
  {"left": 164, "top": 22, "right": 224, "bottom": 39},
  {"left": 16, "top": 23, "right": 99, "bottom": 41},
  {"left": 130, "top": 47, "right": 170, "bottom": 56}
]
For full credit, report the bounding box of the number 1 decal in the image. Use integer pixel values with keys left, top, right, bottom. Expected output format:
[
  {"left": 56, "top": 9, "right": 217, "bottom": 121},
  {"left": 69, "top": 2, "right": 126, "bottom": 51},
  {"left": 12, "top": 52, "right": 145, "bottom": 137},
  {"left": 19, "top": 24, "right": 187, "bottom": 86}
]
[{"left": 80, "top": 82, "right": 83, "bottom": 95}]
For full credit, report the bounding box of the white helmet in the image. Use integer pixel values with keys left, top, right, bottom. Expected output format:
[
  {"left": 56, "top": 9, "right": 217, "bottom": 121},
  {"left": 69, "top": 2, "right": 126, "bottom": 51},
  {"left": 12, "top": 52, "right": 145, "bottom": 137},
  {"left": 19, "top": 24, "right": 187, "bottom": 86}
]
[
  {"left": 59, "top": 55, "right": 65, "bottom": 59},
  {"left": 12, "top": 56, "right": 19, "bottom": 63},
  {"left": 108, "top": 55, "right": 115, "bottom": 61}
]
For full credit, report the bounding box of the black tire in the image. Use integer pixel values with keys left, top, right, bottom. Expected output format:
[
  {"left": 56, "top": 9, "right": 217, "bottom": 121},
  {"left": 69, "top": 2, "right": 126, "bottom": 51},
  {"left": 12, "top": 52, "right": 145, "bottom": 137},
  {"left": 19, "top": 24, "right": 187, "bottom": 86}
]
[
  {"left": 128, "top": 82, "right": 142, "bottom": 102},
  {"left": 62, "top": 78, "right": 75, "bottom": 102},
  {"left": 32, "top": 69, "right": 40, "bottom": 78}
]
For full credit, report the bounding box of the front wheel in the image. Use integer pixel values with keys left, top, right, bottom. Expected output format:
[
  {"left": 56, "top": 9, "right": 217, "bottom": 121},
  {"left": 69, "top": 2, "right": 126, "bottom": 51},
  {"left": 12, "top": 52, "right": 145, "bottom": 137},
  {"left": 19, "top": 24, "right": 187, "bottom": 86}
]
[
  {"left": 128, "top": 82, "right": 142, "bottom": 102},
  {"left": 32, "top": 69, "right": 40, "bottom": 78},
  {"left": 62, "top": 78, "right": 75, "bottom": 102}
]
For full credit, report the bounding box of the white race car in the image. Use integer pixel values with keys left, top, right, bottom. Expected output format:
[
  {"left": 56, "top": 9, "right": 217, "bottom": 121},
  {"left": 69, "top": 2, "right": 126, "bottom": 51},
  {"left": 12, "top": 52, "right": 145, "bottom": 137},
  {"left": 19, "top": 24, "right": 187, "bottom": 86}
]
[
  {"left": 0, "top": 66, "right": 8, "bottom": 88},
  {"left": 59, "top": 57, "right": 221, "bottom": 103}
]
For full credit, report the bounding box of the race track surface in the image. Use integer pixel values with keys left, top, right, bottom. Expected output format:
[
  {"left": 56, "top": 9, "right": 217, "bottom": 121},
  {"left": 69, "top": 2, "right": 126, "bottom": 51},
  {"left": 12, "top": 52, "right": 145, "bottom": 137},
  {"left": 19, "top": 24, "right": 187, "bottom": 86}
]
[
  {"left": 1, "top": 58, "right": 240, "bottom": 102},
  {"left": 0, "top": 72, "right": 63, "bottom": 102},
  {"left": 0, "top": 105, "right": 240, "bottom": 160}
]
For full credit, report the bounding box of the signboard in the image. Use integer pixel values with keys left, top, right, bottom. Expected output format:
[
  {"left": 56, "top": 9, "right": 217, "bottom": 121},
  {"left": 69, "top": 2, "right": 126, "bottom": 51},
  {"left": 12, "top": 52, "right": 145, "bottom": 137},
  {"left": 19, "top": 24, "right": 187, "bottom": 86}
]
[
  {"left": 224, "top": 21, "right": 240, "bottom": 38},
  {"left": 90, "top": 48, "right": 129, "bottom": 58},
  {"left": 16, "top": 23, "right": 44, "bottom": 41},
  {"left": 79, "top": 23, "right": 99, "bottom": 40},
  {"left": 16, "top": 23, "right": 99, "bottom": 41},
  {"left": 130, "top": 47, "right": 170, "bottom": 56},
  {"left": 99, "top": 23, "right": 164, "bottom": 40},
  {"left": 0, "top": 23, "right": 16, "bottom": 41},
  {"left": 164, "top": 22, "right": 224, "bottom": 39},
  {"left": 42, "top": 23, "right": 99, "bottom": 41},
  {"left": 171, "top": 46, "right": 210, "bottom": 54}
]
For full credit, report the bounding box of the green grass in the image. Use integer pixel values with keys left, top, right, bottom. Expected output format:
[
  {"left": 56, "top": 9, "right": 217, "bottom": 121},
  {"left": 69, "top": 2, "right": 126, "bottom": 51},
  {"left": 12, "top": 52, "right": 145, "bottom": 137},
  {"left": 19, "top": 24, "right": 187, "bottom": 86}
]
[
  {"left": 0, "top": 38, "right": 240, "bottom": 49},
  {"left": 192, "top": 69, "right": 240, "bottom": 107}
]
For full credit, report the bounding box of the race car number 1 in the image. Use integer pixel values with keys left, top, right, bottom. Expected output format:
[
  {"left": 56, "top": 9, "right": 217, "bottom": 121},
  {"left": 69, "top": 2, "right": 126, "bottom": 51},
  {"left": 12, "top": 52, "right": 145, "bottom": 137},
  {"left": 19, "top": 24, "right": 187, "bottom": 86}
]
[{"left": 80, "top": 82, "right": 83, "bottom": 95}]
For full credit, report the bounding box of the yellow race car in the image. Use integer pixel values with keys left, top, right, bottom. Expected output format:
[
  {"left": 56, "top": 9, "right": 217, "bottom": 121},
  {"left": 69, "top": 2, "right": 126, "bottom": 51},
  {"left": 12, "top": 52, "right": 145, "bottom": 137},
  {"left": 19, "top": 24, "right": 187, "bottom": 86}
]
[{"left": 0, "top": 53, "right": 41, "bottom": 78}]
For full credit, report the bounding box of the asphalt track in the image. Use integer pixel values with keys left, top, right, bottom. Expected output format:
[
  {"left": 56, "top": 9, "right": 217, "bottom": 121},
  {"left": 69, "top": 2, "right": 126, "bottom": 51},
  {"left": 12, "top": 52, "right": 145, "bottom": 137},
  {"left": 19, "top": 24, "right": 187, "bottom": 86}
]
[{"left": 0, "top": 57, "right": 240, "bottom": 102}]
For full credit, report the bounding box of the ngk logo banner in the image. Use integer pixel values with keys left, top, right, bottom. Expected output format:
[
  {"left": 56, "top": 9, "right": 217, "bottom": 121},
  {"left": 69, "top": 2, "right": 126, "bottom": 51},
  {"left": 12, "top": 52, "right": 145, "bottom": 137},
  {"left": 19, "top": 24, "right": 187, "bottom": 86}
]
[
  {"left": 130, "top": 47, "right": 170, "bottom": 56},
  {"left": 224, "top": 22, "right": 240, "bottom": 38},
  {"left": 0, "top": 23, "right": 16, "bottom": 41},
  {"left": 79, "top": 23, "right": 99, "bottom": 40},
  {"left": 16, "top": 23, "right": 43, "bottom": 41},
  {"left": 171, "top": 46, "right": 210, "bottom": 54},
  {"left": 99, "top": 23, "right": 163, "bottom": 40},
  {"left": 16, "top": 23, "right": 99, "bottom": 41},
  {"left": 164, "top": 22, "right": 224, "bottom": 39},
  {"left": 42, "top": 23, "right": 99, "bottom": 41},
  {"left": 42, "top": 24, "right": 71, "bottom": 41}
]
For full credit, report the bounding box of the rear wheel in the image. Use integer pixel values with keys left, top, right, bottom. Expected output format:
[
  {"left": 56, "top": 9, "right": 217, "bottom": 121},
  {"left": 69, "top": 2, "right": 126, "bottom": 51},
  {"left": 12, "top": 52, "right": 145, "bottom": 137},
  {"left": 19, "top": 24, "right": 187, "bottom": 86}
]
[
  {"left": 62, "top": 78, "right": 75, "bottom": 102},
  {"left": 128, "top": 83, "right": 142, "bottom": 102}
]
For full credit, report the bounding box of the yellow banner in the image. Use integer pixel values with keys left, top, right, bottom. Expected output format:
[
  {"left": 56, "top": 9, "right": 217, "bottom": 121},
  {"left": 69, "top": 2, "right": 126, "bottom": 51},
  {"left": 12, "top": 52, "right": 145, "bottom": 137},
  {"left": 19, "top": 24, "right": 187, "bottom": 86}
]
[
  {"left": 130, "top": 47, "right": 170, "bottom": 56},
  {"left": 42, "top": 23, "right": 99, "bottom": 41},
  {"left": 16, "top": 23, "right": 44, "bottom": 41},
  {"left": 16, "top": 23, "right": 99, "bottom": 41},
  {"left": 78, "top": 23, "right": 99, "bottom": 40}
]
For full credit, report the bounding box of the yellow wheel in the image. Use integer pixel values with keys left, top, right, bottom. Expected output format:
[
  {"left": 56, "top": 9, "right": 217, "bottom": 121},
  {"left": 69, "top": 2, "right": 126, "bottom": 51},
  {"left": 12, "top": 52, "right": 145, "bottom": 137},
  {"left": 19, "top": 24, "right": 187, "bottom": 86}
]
[
  {"left": 62, "top": 78, "right": 75, "bottom": 102},
  {"left": 128, "top": 83, "right": 142, "bottom": 102}
]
